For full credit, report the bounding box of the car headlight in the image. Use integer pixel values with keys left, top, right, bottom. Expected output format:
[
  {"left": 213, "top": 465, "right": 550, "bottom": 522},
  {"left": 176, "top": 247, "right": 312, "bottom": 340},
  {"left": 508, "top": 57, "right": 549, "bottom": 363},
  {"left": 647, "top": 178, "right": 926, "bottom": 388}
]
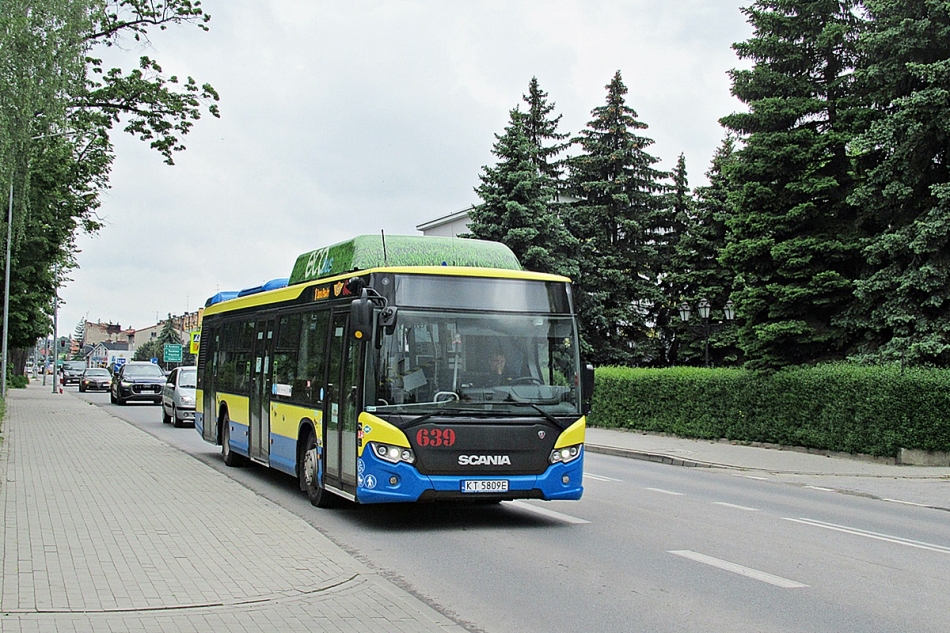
[
  {"left": 549, "top": 444, "right": 582, "bottom": 464},
  {"left": 369, "top": 442, "right": 415, "bottom": 464},
  {"left": 121, "top": 381, "right": 132, "bottom": 387},
  {"left": 180, "top": 395, "right": 195, "bottom": 406}
]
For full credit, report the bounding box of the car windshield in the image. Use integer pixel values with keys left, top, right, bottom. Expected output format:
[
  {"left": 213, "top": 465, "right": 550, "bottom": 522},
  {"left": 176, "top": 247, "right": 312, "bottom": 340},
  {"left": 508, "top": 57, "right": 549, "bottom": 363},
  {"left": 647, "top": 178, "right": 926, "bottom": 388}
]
[
  {"left": 64, "top": 362, "right": 85, "bottom": 371},
  {"left": 367, "top": 309, "right": 581, "bottom": 417},
  {"left": 84, "top": 369, "right": 110, "bottom": 377},
  {"left": 123, "top": 364, "right": 164, "bottom": 378},
  {"left": 178, "top": 369, "right": 197, "bottom": 388}
]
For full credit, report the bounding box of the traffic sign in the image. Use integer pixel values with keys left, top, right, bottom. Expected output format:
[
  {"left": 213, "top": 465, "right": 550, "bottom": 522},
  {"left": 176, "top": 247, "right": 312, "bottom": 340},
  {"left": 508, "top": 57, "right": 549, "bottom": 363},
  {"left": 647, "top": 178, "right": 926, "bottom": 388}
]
[{"left": 163, "top": 344, "right": 183, "bottom": 363}]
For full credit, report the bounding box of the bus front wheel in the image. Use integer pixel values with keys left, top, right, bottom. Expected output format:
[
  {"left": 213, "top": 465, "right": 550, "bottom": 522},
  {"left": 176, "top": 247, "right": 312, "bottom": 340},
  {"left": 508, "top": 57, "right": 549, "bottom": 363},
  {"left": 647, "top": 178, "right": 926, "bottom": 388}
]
[{"left": 301, "top": 433, "right": 335, "bottom": 508}]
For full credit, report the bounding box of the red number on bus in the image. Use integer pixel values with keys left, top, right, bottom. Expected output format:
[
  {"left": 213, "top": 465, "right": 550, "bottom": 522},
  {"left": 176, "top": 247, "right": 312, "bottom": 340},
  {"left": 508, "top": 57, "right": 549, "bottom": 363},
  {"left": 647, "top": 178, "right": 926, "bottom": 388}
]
[{"left": 416, "top": 428, "right": 457, "bottom": 448}]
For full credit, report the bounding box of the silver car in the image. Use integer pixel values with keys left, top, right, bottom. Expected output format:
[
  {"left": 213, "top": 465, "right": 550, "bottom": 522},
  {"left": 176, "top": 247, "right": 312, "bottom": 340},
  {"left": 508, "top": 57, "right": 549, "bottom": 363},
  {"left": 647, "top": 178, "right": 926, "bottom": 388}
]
[{"left": 161, "top": 366, "right": 197, "bottom": 427}]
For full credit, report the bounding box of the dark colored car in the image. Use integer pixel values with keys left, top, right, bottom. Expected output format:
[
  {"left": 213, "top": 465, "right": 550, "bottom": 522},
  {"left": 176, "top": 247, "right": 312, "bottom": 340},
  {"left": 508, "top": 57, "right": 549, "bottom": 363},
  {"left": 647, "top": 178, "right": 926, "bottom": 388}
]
[
  {"left": 60, "top": 361, "right": 87, "bottom": 385},
  {"left": 110, "top": 362, "right": 165, "bottom": 405},
  {"left": 79, "top": 367, "right": 112, "bottom": 392}
]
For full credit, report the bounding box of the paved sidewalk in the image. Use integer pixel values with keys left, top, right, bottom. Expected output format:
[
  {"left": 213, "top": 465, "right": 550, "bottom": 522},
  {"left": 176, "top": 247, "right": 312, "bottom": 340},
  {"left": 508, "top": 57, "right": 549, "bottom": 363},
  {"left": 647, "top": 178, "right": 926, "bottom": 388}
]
[
  {"left": 0, "top": 382, "right": 467, "bottom": 632},
  {"left": 586, "top": 427, "right": 950, "bottom": 511}
]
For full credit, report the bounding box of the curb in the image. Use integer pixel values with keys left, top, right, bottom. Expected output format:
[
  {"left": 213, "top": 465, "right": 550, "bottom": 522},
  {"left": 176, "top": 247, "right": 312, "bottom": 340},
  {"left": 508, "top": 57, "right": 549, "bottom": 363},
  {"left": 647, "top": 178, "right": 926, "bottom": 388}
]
[{"left": 585, "top": 444, "right": 721, "bottom": 469}]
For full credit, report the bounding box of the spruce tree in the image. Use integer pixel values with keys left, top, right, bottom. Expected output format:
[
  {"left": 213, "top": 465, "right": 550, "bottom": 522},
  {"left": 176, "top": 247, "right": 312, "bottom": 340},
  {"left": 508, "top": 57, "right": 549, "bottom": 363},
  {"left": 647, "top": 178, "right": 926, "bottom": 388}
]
[
  {"left": 720, "top": 0, "right": 864, "bottom": 370},
  {"left": 565, "top": 71, "right": 669, "bottom": 366},
  {"left": 467, "top": 109, "right": 577, "bottom": 278},
  {"left": 521, "top": 77, "right": 570, "bottom": 183},
  {"left": 849, "top": 0, "right": 950, "bottom": 365},
  {"left": 670, "top": 138, "right": 740, "bottom": 366}
]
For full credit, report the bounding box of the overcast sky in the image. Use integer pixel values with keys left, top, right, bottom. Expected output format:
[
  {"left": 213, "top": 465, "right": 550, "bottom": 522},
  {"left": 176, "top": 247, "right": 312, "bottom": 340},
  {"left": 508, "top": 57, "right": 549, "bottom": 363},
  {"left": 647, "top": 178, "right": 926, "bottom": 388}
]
[{"left": 57, "top": 0, "right": 752, "bottom": 336}]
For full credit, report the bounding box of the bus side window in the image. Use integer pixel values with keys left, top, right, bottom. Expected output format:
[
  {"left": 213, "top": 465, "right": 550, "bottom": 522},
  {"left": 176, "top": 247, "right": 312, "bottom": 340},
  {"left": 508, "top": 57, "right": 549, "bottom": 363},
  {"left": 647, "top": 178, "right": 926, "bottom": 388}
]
[
  {"left": 274, "top": 313, "right": 301, "bottom": 400},
  {"left": 299, "top": 310, "right": 329, "bottom": 406}
]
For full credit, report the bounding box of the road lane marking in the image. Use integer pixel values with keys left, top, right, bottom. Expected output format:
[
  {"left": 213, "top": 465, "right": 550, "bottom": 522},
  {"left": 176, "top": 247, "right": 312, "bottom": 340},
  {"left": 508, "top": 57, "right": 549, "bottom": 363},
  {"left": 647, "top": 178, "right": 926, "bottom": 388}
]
[
  {"left": 784, "top": 518, "right": 950, "bottom": 555},
  {"left": 669, "top": 550, "right": 808, "bottom": 588},
  {"left": 739, "top": 475, "right": 769, "bottom": 481},
  {"left": 584, "top": 473, "right": 621, "bottom": 482},
  {"left": 805, "top": 486, "right": 835, "bottom": 492},
  {"left": 507, "top": 501, "right": 591, "bottom": 524},
  {"left": 882, "top": 498, "right": 931, "bottom": 508},
  {"left": 645, "top": 487, "right": 684, "bottom": 496},
  {"left": 713, "top": 502, "right": 759, "bottom": 512}
]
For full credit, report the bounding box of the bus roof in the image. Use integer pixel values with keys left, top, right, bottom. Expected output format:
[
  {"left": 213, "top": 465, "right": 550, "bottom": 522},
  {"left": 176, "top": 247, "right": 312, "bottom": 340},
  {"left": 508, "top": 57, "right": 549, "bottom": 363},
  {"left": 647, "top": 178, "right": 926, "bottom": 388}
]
[
  {"left": 288, "top": 235, "right": 521, "bottom": 285},
  {"left": 202, "top": 265, "right": 570, "bottom": 317}
]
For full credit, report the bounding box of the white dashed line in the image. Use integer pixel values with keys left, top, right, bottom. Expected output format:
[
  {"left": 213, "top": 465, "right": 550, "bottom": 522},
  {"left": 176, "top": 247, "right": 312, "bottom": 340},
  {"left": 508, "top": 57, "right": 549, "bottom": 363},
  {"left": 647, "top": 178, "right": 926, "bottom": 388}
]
[
  {"left": 669, "top": 550, "right": 808, "bottom": 588},
  {"left": 584, "top": 473, "right": 621, "bottom": 482},
  {"left": 645, "top": 487, "right": 684, "bottom": 496},
  {"left": 507, "top": 501, "right": 591, "bottom": 524},
  {"left": 785, "top": 518, "right": 950, "bottom": 555},
  {"left": 713, "top": 502, "right": 759, "bottom": 512}
]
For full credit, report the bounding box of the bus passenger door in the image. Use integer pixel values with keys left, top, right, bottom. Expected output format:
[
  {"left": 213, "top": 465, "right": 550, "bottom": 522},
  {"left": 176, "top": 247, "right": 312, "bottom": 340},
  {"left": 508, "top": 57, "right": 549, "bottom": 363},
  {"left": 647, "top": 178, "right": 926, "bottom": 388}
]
[
  {"left": 325, "top": 312, "right": 360, "bottom": 490},
  {"left": 249, "top": 319, "right": 274, "bottom": 463}
]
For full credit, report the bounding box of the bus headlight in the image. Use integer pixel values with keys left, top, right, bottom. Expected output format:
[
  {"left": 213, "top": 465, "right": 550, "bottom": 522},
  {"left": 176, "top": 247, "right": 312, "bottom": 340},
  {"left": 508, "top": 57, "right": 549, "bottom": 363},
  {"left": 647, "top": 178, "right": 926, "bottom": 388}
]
[
  {"left": 370, "top": 442, "right": 415, "bottom": 465},
  {"left": 549, "top": 444, "right": 582, "bottom": 464}
]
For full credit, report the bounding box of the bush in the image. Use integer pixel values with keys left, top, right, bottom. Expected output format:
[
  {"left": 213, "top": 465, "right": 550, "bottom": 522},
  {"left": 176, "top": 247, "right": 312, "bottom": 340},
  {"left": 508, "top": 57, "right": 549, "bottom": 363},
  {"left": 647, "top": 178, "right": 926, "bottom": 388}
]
[
  {"left": 6, "top": 374, "right": 29, "bottom": 389},
  {"left": 588, "top": 364, "right": 950, "bottom": 458}
]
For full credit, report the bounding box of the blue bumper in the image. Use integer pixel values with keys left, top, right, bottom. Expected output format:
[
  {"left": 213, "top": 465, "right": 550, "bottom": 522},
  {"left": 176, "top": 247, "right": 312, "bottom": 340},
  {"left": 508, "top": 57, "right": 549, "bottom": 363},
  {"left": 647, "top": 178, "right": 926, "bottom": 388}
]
[{"left": 356, "top": 448, "right": 585, "bottom": 504}]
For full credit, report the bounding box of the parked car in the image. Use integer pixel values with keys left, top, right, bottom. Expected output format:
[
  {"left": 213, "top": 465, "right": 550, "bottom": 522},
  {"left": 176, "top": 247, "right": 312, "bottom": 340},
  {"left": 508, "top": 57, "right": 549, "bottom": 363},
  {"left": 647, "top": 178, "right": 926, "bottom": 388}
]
[
  {"left": 60, "top": 360, "right": 87, "bottom": 385},
  {"left": 162, "top": 366, "right": 197, "bottom": 427},
  {"left": 110, "top": 361, "right": 165, "bottom": 405},
  {"left": 79, "top": 367, "right": 112, "bottom": 392}
]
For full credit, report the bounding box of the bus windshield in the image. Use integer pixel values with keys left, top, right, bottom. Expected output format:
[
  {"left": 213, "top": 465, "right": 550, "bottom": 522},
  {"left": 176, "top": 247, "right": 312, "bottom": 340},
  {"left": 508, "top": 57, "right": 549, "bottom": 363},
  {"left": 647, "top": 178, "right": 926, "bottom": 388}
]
[{"left": 368, "top": 309, "right": 581, "bottom": 417}]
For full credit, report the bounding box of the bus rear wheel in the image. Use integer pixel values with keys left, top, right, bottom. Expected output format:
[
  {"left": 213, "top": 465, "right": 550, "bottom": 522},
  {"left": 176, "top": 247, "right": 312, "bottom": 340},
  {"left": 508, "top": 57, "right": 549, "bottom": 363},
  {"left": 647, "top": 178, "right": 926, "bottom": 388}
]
[
  {"left": 300, "top": 433, "right": 335, "bottom": 508},
  {"left": 221, "top": 413, "right": 244, "bottom": 467}
]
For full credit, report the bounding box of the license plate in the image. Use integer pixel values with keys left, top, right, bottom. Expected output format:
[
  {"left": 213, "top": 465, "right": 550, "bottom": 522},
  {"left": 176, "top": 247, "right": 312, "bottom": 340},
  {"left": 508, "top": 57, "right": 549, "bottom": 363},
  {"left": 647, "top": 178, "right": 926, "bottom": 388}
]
[{"left": 461, "top": 480, "right": 509, "bottom": 493}]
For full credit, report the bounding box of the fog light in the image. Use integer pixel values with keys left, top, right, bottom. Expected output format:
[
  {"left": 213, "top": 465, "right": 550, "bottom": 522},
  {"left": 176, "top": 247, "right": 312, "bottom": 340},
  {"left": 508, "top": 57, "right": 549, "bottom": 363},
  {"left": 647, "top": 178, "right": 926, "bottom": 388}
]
[
  {"left": 562, "top": 475, "right": 570, "bottom": 484},
  {"left": 389, "top": 476, "right": 399, "bottom": 486}
]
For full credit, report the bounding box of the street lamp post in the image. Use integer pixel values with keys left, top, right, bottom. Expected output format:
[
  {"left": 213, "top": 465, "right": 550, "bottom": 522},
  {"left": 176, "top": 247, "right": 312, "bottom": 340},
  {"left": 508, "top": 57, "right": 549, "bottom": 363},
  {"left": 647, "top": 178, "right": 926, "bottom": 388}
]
[{"left": 678, "top": 298, "right": 735, "bottom": 368}]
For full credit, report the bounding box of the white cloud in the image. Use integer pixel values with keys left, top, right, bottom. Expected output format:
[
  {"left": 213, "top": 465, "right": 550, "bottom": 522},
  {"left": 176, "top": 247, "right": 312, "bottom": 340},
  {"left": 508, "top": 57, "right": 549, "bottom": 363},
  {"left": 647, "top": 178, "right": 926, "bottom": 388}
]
[{"left": 56, "top": 0, "right": 751, "bottom": 335}]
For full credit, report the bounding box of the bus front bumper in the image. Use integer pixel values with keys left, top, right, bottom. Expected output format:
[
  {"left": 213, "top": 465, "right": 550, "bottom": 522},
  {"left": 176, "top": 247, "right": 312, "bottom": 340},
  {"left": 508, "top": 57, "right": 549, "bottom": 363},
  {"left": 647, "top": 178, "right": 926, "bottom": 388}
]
[{"left": 355, "top": 449, "right": 584, "bottom": 504}]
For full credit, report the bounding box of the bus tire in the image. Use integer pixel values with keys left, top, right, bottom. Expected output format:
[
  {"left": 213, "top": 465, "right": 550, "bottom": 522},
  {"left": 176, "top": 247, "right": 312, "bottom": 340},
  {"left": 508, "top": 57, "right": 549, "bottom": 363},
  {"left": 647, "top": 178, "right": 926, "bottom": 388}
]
[
  {"left": 301, "top": 433, "right": 335, "bottom": 508},
  {"left": 221, "top": 412, "right": 244, "bottom": 467}
]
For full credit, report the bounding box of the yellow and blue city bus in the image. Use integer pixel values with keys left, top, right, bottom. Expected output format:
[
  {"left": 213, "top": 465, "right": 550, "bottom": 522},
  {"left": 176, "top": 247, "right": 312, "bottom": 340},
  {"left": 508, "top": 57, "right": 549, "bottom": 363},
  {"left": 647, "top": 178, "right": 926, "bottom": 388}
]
[{"left": 195, "top": 235, "right": 593, "bottom": 507}]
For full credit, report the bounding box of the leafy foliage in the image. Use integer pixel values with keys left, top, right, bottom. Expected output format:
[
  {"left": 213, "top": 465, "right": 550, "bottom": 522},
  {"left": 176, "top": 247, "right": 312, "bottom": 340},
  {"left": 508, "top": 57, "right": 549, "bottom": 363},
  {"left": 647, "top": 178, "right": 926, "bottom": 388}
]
[
  {"left": 0, "top": 0, "right": 217, "bottom": 374},
  {"left": 590, "top": 364, "right": 950, "bottom": 456}
]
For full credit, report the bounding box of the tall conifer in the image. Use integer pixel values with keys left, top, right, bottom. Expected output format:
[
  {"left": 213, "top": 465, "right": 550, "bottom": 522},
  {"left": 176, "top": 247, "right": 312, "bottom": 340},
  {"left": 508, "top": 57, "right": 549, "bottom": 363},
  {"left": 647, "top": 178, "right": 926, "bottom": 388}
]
[
  {"left": 670, "top": 138, "right": 740, "bottom": 366},
  {"left": 468, "top": 109, "right": 577, "bottom": 278},
  {"left": 849, "top": 0, "right": 950, "bottom": 365},
  {"left": 566, "top": 71, "right": 669, "bottom": 365},
  {"left": 720, "top": 0, "right": 864, "bottom": 369}
]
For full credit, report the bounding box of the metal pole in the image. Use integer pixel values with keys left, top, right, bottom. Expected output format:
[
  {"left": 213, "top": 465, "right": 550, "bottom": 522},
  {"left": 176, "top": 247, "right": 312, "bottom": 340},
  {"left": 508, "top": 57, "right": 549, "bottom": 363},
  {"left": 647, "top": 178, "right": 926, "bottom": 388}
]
[
  {"left": 703, "top": 318, "right": 711, "bottom": 368},
  {"left": 2, "top": 181, "right": 12, "bottom": 399},
  {"left": 52, "top": 280, "right": 59, "bottom": 393}
]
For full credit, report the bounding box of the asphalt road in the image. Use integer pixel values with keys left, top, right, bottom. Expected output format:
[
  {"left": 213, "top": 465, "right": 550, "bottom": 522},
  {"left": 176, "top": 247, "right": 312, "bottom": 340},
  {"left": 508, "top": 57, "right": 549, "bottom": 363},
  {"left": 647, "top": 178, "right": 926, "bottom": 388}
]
[{"left": 75, "top": 386, "right": 950, "bottom": 633}]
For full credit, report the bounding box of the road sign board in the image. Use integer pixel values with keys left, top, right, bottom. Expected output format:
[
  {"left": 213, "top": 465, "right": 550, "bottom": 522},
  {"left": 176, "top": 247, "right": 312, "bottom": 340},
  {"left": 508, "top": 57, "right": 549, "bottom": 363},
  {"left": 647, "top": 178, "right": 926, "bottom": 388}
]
[{"left": 163, "top": 343, "right": 183, "bottom": 363}]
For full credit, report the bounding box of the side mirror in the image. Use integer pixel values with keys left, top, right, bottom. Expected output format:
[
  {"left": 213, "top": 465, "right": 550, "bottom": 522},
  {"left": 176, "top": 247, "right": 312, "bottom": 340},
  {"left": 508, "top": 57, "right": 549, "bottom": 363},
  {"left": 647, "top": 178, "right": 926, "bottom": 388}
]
[
  {"left": 581, "top": 363, "right": 595, "bottom": 415},
  {"left": 350, "top": 291, "right": 373, "bottom": 341}
]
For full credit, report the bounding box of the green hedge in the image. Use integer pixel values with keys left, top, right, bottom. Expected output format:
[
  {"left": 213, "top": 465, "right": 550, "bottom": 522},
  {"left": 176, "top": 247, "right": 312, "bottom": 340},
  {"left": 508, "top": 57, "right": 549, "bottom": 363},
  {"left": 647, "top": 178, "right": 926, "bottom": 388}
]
[{"left": 589, "top": 364, "right": 950, "bottom": 457}]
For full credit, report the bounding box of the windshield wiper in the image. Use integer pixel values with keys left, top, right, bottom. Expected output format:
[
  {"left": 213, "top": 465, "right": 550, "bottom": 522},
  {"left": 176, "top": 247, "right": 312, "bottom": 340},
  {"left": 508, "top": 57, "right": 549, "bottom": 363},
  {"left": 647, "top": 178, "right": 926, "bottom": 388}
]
[{"left": 506, "top": 401, "right": 561, "bottom": 425}]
